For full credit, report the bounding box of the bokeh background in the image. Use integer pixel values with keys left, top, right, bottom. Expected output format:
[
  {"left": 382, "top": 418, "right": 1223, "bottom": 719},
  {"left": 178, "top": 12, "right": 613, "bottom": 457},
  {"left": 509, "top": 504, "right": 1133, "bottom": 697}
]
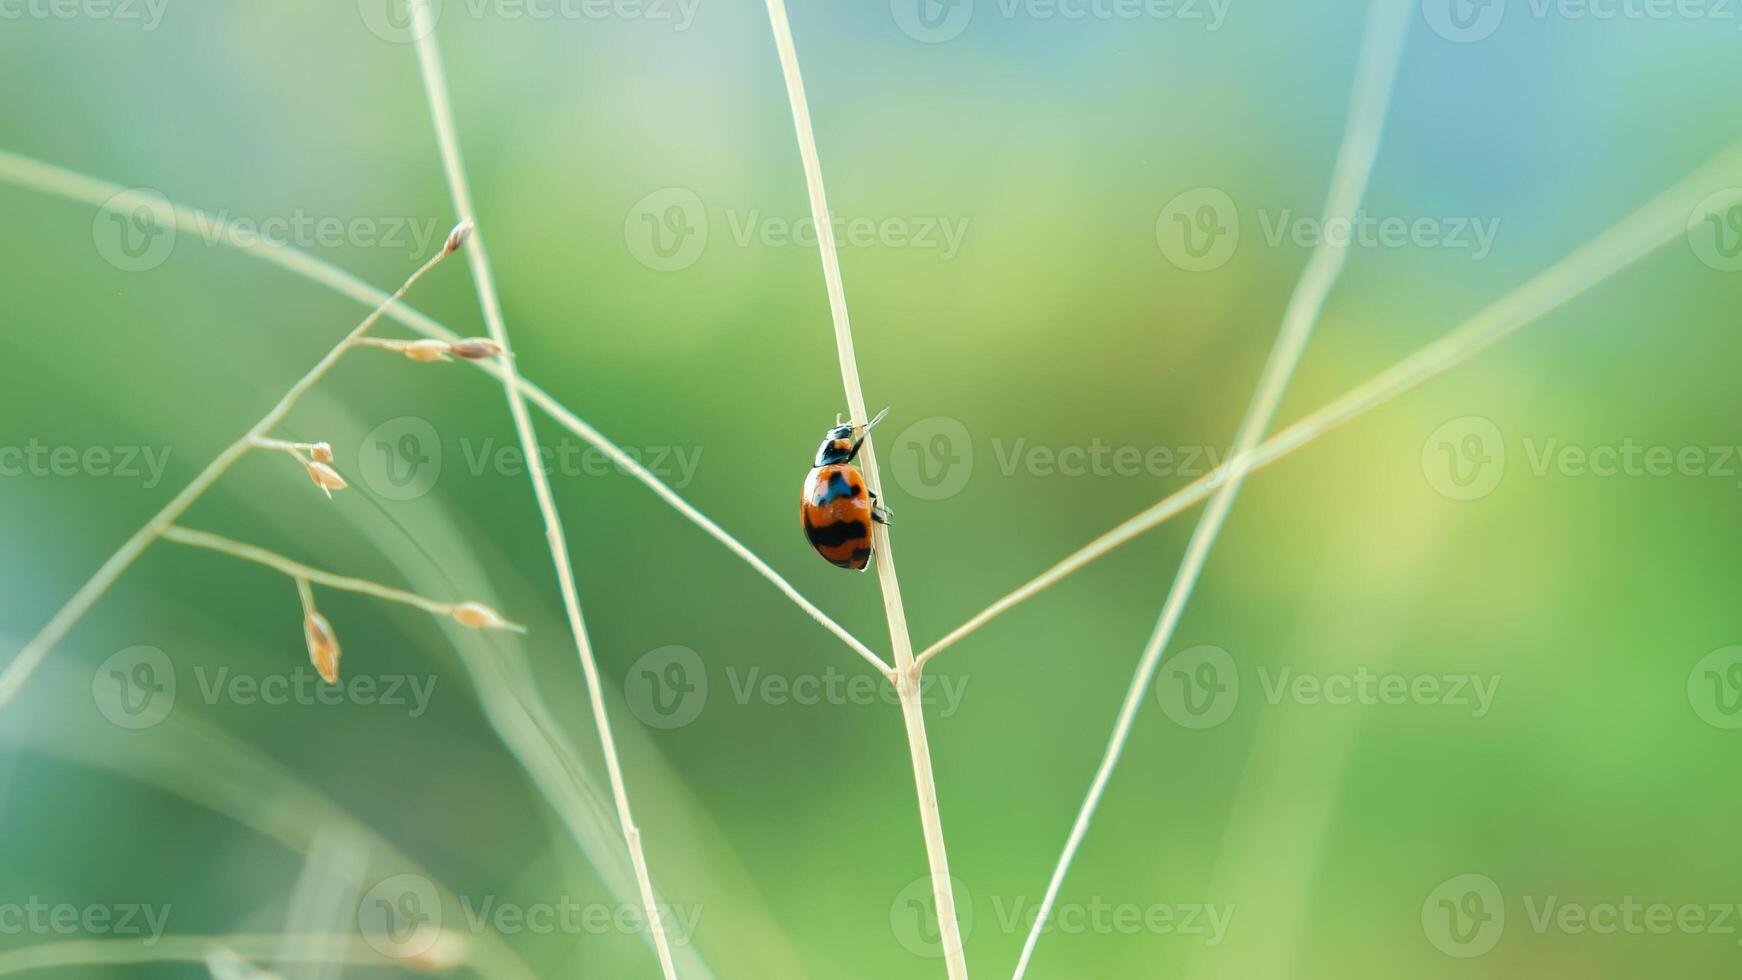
[{"left": 2, "top": 1, "right": 1740, "bottom": 977}]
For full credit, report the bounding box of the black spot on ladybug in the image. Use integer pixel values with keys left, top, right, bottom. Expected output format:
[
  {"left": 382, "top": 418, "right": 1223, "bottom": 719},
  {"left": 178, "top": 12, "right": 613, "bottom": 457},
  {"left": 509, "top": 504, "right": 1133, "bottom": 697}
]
[
  {"left": 817, "top": 469, "right": 857, "bottom": 504},
  {"left": 806, "top": 518, "right": 870, "bottom": 547}
]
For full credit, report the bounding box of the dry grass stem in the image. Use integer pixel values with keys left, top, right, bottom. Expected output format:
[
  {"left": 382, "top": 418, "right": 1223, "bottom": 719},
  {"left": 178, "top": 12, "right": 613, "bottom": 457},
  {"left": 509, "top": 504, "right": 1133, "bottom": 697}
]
[
  {"left": 1012, "top": 3, "right": 1411, "bottom": 972},
  {"left": 760, "top": 1, "right": 968, "bottom": 974},
  {"left": 918, "top": 138, "right": 1742, "bottom": 672},
  {"left": 0, "top": 934, "right": 450, "bottom": 976},
  {"left": 0, "top": 148, "right": 888, "bottom": 676},
  {"left": 248, "top": 436, "right": 334, "bottom": 463},
  {"left": 161, "top": 525, "right": 526, "bottom": 633},
  {"left": 406, "top": 4, "right": 679, "bottom": 976},
  {"left": 0, "top": 227, "right": 461, "bottom": 707}
]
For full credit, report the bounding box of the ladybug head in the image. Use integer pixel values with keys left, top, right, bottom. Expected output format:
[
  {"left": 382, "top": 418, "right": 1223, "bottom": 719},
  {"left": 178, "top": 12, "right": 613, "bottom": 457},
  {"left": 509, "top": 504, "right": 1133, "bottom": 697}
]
[{"left": 813, "top": 408, "right": 890, "bottom": 468}]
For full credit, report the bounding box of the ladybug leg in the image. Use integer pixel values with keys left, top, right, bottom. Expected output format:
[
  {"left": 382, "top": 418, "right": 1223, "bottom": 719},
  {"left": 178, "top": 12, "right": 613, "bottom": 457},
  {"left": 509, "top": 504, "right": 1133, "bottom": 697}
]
[{"left": 869, "top": 489, "right": 894, "bottom": 526}]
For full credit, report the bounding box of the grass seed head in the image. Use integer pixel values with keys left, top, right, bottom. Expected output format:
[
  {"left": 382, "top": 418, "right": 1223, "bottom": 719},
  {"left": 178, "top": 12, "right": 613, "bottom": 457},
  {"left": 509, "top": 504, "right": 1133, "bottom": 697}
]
[
  {"left": 448, "top": 337, "right": 503, "bottom": 360},
  {"left": 305, "top": 460, "right": 348, "bottom": 495},
  {"left": 303, "top": 610, "right": 341, "bottom": 683},
  {"left": 444, "top": 219, "right": 475, "bottom": 254},
  {"left": 308, "top": 442, "right": 335, "bottom": 464},
  {"left": 405, "top": 339, "right": 453, "bottom": 363},
  {"left": 452, "top": 600, "right": 521, "bottom": 631}
]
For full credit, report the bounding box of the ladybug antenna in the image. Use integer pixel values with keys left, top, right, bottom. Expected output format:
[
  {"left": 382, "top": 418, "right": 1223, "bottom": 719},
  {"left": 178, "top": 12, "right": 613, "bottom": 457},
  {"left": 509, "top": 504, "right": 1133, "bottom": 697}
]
[
  {"left": 864, "top": 406, "right": 891, "bottom": 432},
  {"left": 835, "top": 412, "right": 844, "bottom": 427}
]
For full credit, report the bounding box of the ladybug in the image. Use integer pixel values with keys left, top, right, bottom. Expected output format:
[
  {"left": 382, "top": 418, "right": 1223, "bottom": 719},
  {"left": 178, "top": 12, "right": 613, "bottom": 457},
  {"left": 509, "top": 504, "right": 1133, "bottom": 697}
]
[{"left": 801, "top": 408, "right": 893, "bottom": 571}]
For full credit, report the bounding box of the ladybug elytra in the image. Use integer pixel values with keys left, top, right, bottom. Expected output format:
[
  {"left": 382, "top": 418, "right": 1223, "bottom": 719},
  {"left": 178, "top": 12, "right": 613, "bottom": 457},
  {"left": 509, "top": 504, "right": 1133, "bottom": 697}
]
[{"left": 801, "top": 408, "right": 893, "bottom": 571}]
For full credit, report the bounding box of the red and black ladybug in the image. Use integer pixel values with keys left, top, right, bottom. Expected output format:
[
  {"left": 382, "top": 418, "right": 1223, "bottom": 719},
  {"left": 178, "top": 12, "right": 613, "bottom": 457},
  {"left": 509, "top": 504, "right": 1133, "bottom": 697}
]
[{"left": 801, "top": 408, "right": 893, "bottom": 571}]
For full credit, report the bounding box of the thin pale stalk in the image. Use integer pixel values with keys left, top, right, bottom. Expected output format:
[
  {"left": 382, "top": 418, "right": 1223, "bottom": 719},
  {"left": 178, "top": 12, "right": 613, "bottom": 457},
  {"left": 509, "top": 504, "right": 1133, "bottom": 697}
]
[
  {"left": 760, "top": 1, "right": 967, "bottom": 976},
  {"left": 160, "top": 525, "right": 525, "bottom": 631},
  {"left": 405, "top": 6, "right": 678, "bottom": 978},
  {"left": 0, "top": 661, "right": 538, "bottom": 980},
  {"left": 0, "top": 241, "right": 452, "bottom": 707},
  {"left": 0, "top": 934, "right": 415, "bottom": 975},
  {"left": 0, "top": 148, "right": 887, "bottom": 676},
  {"left": 917, "top": 136, "right": 1742, "bottom": 671},
  {"left": 1012, "top": 4, "right": 1410, "bottom": 972}
]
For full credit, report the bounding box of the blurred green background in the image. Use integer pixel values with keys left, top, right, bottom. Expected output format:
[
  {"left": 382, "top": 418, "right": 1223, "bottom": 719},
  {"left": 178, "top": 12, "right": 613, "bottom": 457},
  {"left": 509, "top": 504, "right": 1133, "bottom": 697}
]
[{"left": 2, "top": 1, "right": 1741, "bottom": 977}]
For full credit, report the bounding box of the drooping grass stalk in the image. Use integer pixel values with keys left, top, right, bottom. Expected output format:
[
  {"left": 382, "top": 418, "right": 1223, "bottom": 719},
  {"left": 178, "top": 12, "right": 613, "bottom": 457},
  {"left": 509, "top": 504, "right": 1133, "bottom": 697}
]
[
  {"left": 404, "top": 5, "right": 678, "bottom": 977},
  {"left": 1178, "top": 516, "right": 1450, "bottom": 980},
  {"left": 0, "top": 662, "right": 537, "bottom": 980},
  {"left": 0, "top": 234, "right": 461, "bottom": 708},
  {"left": 917, "top": 136, "right": 1742, "bottom": 672},
  {"left": 0, "top": 934, "right": 396, "bottom": 976},
  {"left": 759, "top": 2, "right": 968, "bottom": 975},
  {"left": 1010, "top": 3, "right": 1412, "bottom": 974},
  {"left": 0, "top": 149, "right": 889, "bottom": 677},
  {"left": 0, "top": 146, "right": 806, "bottom": 974},
  {"left": 275, "top": 828, "right": 371, "bottom": 978},
  {"left": 161, "top": 525, "right": 526, "bottom": 631}
]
